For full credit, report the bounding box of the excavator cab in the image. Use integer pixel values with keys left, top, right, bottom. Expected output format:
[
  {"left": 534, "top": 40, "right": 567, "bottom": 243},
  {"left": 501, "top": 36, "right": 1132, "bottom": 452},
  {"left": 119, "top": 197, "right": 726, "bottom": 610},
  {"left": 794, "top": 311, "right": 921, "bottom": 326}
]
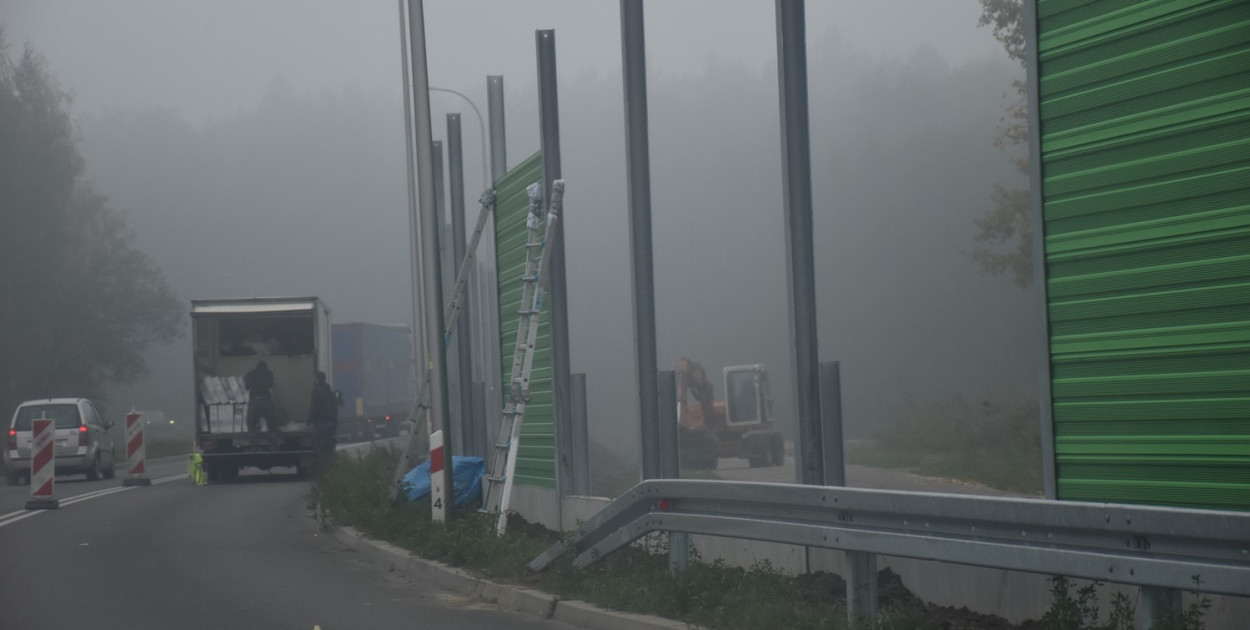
[{"left": 724, "top": 365, "right": 772, "bottom": 427}]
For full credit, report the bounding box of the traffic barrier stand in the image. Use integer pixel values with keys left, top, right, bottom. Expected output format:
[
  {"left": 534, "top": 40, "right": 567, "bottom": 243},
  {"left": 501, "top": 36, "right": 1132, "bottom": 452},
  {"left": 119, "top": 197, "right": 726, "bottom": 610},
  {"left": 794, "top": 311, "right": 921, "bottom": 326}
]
[
  {"left": 25, "top": 417, "right": 59, "bottom": 510},
  {"left": 122, "top": 410, "right": 151, "bottom": 487}
]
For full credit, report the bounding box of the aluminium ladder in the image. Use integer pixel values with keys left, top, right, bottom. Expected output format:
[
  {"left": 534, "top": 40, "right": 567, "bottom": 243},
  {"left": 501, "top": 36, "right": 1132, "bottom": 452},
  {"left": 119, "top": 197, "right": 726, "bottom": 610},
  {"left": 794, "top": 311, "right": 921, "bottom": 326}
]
[
  {"left": 388, "top": 188, "right": 498, "bottom": 503},
  {"left": 481, "top": 179, "right": 564, "bottom": 534}
]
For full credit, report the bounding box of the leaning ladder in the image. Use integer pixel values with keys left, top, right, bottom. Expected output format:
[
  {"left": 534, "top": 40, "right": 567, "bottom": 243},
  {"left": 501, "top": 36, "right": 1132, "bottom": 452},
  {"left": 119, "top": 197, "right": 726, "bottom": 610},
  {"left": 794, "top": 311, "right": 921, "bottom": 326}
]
[
  {"left": 388, "top": 188, "right": 498, "bottom": 503},
  {"left": 481, "top": 179, "right": 564, "bottom": 534}
]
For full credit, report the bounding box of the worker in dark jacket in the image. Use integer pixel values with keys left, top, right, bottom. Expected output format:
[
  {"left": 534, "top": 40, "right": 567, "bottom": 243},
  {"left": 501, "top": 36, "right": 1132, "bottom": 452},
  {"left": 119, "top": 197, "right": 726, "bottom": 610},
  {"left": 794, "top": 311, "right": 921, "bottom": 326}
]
[
  {"left": 244, "top": 360, "right": 279, "bottom": 450},
  {"left": 307, "top": 370, "right": 339, "bottom": 462}
]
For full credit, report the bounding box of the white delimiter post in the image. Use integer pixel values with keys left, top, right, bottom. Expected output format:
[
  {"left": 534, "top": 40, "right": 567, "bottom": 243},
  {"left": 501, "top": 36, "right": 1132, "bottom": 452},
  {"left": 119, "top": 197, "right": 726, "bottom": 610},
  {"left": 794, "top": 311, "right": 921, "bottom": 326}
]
[
  {"left": 429, "top": 430, "right": 447, "bottom": 521},
  {"left": 123, "top": 410, "right": 151, "bottom": 487},
  {"left": 25, "top": 417, "right": 59, "bottom": 510}
]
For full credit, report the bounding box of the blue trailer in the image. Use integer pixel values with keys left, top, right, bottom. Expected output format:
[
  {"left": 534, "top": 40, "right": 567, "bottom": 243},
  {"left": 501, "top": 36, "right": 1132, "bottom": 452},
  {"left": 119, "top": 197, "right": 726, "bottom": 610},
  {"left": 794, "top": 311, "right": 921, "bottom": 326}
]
[{"left": 331, "top": 322, "right": 414, "bottom": 440}]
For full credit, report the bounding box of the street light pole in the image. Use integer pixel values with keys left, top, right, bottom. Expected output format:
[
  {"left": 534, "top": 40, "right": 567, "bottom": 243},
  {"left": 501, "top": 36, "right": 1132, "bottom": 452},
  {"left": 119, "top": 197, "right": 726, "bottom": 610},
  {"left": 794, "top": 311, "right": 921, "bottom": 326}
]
[{"left": 429, "top": 86, "right": 490, "bottom": 193}]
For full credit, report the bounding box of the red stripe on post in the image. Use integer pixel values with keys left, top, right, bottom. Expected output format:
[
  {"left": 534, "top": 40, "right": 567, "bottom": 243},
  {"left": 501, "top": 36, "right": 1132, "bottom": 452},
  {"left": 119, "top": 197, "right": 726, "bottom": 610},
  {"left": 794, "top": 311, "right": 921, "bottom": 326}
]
[
  {"left": 430, "top": 447, "right": 445, "bottom": 473},
  {"left": 34, "top": 479, "right": 54, "bottom": 497},
  {"left": 32, "top": 445, "right": 53, "bottom": 471},
  {"left": 128, "top": 433, "right": 144, "bottom": 455}
]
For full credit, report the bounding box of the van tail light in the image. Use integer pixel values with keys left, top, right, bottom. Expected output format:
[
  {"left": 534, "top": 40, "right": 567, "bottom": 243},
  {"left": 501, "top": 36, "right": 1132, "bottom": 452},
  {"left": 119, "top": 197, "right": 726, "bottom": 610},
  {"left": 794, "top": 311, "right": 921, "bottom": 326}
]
[
  {"left": 79, "top": 424, "right": 90, "bottom": 445},
  {"left": 385, "top": 415, "right": 391, "bottom": 421},
  {"left": 6, "top": 428, "right": 15, "bottom": 450}
]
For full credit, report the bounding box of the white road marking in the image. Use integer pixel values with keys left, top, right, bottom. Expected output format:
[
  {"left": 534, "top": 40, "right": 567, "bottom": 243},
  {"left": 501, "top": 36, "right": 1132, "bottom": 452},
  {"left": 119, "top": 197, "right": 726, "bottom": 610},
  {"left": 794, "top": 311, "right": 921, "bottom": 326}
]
[{"left": 0, "top": 473, "right": 187, "bottom": 529}]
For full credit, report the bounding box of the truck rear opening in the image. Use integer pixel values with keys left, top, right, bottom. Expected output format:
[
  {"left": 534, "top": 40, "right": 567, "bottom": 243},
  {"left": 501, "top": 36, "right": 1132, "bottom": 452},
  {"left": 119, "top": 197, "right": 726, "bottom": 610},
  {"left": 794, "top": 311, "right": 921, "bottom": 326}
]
[{"left": 192, "top": 297, "right": 332, "bottom": 482}]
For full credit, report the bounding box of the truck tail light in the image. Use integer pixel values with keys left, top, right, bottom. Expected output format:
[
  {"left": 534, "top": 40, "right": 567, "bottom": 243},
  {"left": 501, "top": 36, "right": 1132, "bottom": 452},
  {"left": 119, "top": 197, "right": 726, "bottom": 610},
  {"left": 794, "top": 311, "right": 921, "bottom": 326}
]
[{"left": 385, "top": 415, "right": 391, "bottom": 421}]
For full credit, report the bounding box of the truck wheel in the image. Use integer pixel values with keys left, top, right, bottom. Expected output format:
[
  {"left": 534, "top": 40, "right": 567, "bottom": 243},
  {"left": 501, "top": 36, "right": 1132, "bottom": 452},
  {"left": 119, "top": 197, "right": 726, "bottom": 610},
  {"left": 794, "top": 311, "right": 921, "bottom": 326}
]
[{"left": 4, "top": 471, "right": 19, "bottom": 486}]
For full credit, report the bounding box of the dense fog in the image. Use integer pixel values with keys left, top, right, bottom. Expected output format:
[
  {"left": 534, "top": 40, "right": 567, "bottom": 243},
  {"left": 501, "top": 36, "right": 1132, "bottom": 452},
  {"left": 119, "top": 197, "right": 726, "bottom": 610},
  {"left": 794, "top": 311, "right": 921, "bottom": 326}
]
[{"left": 4, "top": 0, "right": 1043, "bottom": 483}]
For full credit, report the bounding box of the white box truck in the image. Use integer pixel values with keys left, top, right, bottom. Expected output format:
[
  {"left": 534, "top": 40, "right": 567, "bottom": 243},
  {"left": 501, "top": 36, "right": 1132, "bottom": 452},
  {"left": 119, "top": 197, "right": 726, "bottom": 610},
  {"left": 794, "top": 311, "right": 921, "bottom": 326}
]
[{"left": 192, "top": 297, "right": 333, "bottom": 481}]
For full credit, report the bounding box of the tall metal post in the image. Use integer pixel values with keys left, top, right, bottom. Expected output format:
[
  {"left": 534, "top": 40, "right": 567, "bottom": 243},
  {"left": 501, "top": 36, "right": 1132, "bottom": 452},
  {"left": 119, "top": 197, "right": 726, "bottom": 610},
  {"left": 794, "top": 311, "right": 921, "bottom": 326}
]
[
  {"left": 536, "top": 30, "right": 574, "bottom": 499},
  {"left": 1024, "top": 0, "right": 1057, "bottom": 502},
  {"left": 484, "top": 74, "right": 508, "bottom": 449},
  {"left": 819, "top": 361, "right": 845, "bottom": 486},
  {"left": 657, "top": 369, "right": 689, "bottom": 573},
  {"left": 397, "top": 0, "right": 428, "bottom": 415},
  {"left": 406, "top": 0, "right": 453, "bottom": 518},
  {"left": 487, "top": 75, "right": 507, "bottom": 182},
  {"left": 775, "top": 0, "right": 823, "bottom": 487},
  {"left": 448, "top": 113, "right": 479, "bottom": 458},
  {"left": 570, "top": 373, "right": 591, "bottom": 495},
  {"left": 620, "top": 0, "right": 661, "bottom": 481}
]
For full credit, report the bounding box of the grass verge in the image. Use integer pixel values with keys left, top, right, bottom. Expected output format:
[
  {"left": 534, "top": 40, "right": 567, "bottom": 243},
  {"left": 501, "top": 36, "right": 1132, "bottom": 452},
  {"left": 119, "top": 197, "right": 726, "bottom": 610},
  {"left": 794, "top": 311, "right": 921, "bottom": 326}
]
[
  {"left": 313, "top": 447, "right": 1016, "bottom": 630},
  {"left": 847, "top": 396, "right": 1043, "bottom": 495}
]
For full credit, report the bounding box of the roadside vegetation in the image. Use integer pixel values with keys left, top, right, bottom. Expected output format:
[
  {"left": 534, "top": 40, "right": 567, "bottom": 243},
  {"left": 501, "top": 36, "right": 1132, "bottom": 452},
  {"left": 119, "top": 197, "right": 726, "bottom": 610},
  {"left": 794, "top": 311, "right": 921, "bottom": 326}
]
[
  {"left": 847, "top": 396, "right": 1043, "bottom": 495},
  {"left": 315, "top": 447, "right": 1200, "bottom": 630}
]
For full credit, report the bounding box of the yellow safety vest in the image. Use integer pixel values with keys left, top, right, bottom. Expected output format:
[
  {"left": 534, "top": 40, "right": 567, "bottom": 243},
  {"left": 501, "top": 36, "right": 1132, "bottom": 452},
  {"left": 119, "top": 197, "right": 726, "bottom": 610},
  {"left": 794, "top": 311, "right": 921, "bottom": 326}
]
[{"left": 188, "top": 453, "right": 207, "bottom": 486}]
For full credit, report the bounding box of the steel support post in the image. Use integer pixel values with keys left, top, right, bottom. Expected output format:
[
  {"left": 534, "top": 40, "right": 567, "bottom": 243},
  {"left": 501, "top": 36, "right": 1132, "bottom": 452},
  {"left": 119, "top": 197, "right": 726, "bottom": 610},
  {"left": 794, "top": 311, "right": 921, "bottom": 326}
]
[
  {"left": 397, "top": 0, "right": 428, "bottom": 442},
  {"left": 657, "top": 371, "right": 681, "bottom": 480},
  {"left": 571, "top": 373, "right": 591, "bottom": 495},
  {"left": 1141, "top": 587, "right": 1182, "bottom": 629},
  {"left": 484, "top": 74, "right": 507, "bottom": 427},
  {"left": 448, "top": 114, "right": 478, "bottom": 458},
  {"left": 1024, "top": 0, "right": 1058, "bottom": 501},
  {"left": 819, "top": 361, "right": 845, "bottom": 486},
  {"left": 846, "top": 551, "right": 878, "bottom": 621},
  {"left": 620, "top": 0, "right": 662, "bottom": 482},
  {"left": 536, "top": 29, "right": 575, "bottom": 501},
  {"left": 775, "top": 0, "right": 823, "bottom": 487},
  {"left": 657, "top": 369, "right": 689, "bottom": 572},
  {"left": 406, "top": 0, "right": 453, "bottom": 517},
  {"left": 487, "top": 75, "right": 507, "bottom": 183}
]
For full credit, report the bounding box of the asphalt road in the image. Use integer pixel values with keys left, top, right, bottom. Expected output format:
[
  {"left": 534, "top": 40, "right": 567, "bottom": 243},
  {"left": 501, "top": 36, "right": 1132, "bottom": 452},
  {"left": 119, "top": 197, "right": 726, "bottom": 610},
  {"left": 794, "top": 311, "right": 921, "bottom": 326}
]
[{"left": 0, "top": 449, "right": 572, "bottom": 630}]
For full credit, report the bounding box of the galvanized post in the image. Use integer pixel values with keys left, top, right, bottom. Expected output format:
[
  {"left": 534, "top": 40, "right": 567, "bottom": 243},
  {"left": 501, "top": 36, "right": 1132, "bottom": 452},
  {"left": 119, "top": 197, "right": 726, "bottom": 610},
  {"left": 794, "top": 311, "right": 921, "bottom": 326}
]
[
  {"left": 657, "top": 369, "right": 689, "bottom": 572},
  {"left": 487, "top": 75, "right": 507, "bottom": 183},
  {"left": 846, "top": 551, "right": 878, "bottom": 621},
  {"left": 484, "top": 74, "right": 507, "bottom": 445},
  {"left": 819, "top": 361, "right": 845, "bottom": 486},
  {"left": 657, "top": 371, "right": 681, "bottom": 480},
  {"left": 448, "top": 113, "right": 479, "bottom": 458},
  {"left": 536, "top": 29, "right": 575, "bottom": 502},
  {"left": 775, "top": 0, "right": 823, "bottom": 487},
  {"left": 1141, "top": 587, "right": 1182, "bottom": 629},
  {"left": 406, "top": 0, "right": 453, "bottom": 518},
  {"left": 397, "top": 0, "right": 428, "bottom": 425},
  {"left": 570, "top": 373, "right": 591, "bottom": 495},
  {"left": 620, "top": 0, "right": 661, "bottom": 482},
  {"left": 1024, "top": 0, "right": 1058, "bottom": 501}
]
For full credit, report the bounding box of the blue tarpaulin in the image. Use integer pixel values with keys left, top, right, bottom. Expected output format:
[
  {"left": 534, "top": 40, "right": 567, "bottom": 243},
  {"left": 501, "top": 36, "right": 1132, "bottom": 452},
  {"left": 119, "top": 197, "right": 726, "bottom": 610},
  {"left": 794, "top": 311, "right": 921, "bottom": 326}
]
[{"left": 402, "top": 456, "right": 486, "bottom": 507}]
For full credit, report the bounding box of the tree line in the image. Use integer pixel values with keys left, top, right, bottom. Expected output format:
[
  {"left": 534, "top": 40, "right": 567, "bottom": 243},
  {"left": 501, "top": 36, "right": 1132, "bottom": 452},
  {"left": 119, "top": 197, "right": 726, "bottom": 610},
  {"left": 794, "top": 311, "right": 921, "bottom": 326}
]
[{"left": 0, "top": 29, "right": 181, "bottom": 420}]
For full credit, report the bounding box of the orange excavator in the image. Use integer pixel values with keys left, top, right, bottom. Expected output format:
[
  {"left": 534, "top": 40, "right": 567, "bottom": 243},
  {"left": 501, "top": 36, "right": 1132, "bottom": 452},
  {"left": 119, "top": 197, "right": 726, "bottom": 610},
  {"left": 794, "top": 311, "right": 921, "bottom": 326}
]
[{"left": 675, "top": 357, "right": 786, "bottom": 469}]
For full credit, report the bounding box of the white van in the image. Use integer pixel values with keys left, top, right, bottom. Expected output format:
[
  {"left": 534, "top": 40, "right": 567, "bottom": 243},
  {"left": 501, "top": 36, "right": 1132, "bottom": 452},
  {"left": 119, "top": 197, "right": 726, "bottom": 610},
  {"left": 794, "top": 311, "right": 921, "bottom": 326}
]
[{"left": 4, "top": 398, "right": 116, "bottom": 485}]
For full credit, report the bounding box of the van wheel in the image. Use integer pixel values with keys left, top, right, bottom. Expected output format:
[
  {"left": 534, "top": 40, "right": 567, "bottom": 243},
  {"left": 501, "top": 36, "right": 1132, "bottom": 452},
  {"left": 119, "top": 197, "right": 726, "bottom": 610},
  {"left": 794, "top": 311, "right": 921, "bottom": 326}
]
[
  {"left": 5, "top": 471, "right": 19, "bottom": 486},
  {"left": 86, "top": 455, "right": 101, "bottom": 481}
]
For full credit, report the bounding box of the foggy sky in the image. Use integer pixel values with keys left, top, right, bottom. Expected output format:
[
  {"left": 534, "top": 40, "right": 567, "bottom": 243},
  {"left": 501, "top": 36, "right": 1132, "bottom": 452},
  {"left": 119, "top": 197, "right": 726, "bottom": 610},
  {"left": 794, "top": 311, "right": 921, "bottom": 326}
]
[{"left": 3, "top": 1, "right": 1042, "bottom": 481}]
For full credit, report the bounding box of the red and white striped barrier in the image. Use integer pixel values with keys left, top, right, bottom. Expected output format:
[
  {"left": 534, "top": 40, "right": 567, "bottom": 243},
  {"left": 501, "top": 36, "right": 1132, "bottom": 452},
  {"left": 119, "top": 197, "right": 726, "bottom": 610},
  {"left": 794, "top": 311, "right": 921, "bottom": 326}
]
[
  {"left": 122, "top": 410, "right": 151, "bottom": 487},
  {"left": 25, "top": 417, "right": 59, "bottom": 510},
  {"left": 430, "top": 429, "right": 446, "bottom": 522}
]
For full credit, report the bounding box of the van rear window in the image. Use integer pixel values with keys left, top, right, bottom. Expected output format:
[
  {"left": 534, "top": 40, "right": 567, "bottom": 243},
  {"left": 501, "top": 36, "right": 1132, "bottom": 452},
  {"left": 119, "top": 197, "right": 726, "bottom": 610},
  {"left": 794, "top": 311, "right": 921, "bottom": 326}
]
[{"left": 13, "top": 404, "right": 82, "bottom": 430}]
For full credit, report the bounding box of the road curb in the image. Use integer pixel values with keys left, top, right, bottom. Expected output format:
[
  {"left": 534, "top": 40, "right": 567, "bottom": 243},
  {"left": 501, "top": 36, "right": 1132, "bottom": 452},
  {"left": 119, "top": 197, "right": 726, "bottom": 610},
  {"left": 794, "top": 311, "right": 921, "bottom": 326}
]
[{"left": 324, "top": 522, "right": 687, "bottom": 629}]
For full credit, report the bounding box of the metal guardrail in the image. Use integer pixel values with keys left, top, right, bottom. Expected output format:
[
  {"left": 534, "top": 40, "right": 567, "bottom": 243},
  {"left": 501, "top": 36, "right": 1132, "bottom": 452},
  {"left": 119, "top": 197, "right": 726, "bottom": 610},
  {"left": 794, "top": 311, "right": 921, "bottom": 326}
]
[{"left": 529, "top": 479, "right": 1250, "bottom": 597}]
